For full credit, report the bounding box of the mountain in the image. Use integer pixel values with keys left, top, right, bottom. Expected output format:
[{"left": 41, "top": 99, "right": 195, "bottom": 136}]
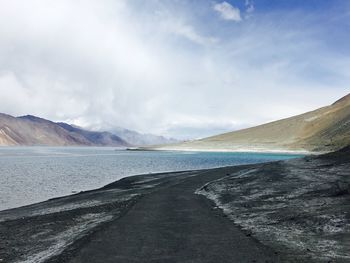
[
  {"left": 0, "top": 114, "right": 129, "bottom": 147},
  {"left": 112, "top": 127, "right": 178, "bottom": 146},
  {"left": 144, "top": 93, "right": 350, "bottom": 153},
  {"left": 55, "top": 122, "right": 129, "bottom": 147}
]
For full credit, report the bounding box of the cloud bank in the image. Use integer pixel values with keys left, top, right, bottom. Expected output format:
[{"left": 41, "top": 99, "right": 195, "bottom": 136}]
[{"left": 0, "top": 0, "right": 349, "bottom": 139}]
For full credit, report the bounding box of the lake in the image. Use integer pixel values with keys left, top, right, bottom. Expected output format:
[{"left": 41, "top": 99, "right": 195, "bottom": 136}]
[{"left": 0, "top": 147, "right": 303, "bottom": 211}]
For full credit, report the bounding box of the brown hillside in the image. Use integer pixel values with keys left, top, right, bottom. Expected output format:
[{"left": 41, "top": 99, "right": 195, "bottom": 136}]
[{"left": 146, "top": 93, "right": 350, "bottom": 152}]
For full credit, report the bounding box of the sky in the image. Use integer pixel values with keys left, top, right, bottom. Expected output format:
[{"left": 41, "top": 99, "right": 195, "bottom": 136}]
[{"left": 0, "top": 0, "right": 349, "bottom": 139}]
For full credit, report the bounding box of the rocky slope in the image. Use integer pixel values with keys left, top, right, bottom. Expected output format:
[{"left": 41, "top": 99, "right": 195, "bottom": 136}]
[
  {"left": 0, "top": 114, "right": 128, "bottom": 147},
  {"left": 146, "top": 93, "right": 350, "bottom": 152}
]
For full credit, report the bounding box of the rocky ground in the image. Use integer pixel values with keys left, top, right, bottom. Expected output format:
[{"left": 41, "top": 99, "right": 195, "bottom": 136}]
[{"left": 198, "top": 146, "right": 350, "bottom": 262}]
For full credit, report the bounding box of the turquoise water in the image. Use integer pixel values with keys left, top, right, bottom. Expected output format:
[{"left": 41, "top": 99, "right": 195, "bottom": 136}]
[{"left": 0, "top": 147, "right": 303, "bottom": 211}]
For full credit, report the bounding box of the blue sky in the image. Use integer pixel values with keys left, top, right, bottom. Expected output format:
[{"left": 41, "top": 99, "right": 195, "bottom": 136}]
[{"left": 0, "top": 0, "right": 349, "bottom": 139}]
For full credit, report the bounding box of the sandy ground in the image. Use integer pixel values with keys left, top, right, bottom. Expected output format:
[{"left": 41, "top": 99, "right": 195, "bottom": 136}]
[{"left": 0, "top": 147, "right": 349, "bottom": 263}]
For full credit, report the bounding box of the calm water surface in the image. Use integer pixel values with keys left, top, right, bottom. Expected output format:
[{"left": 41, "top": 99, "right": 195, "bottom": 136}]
[{"left": 0, "top": 147, "right": 303, "bottom": 211}]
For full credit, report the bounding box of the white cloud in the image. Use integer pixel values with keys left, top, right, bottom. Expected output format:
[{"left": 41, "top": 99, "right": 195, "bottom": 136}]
[
  {"left": 160, "top": 17, "right": 218, "bottom": 46},
  {"left": 213, "top": 1, "right": 242, "bottom": 21},
  {"left": 170, "top": 23, "right": 218, "bottom": 46}
]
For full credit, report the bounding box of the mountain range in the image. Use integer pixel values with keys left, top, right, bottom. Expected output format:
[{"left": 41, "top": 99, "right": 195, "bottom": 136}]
[
  {"left": 144, "top": 93, "right": 350, "bottom": 153},
  {"left": 0, "top": 114, "right": 176, "bottom": 147},
  {"left": 1, "top": 93, "right": 349, "bottom": 150}
]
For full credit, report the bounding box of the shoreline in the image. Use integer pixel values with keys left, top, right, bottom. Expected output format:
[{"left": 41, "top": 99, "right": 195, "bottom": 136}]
[
  {"left": 0, "top": 149, "right": 303, "bottom": 212},
  {"left": 129, "top": 146, "right": 316, "bottom": 155},
  {"left": 1, "top": 147, "right": 348, "bottom": 262},
  {"left": 0, "top": 165, "right": 285, "bottom": 263}
]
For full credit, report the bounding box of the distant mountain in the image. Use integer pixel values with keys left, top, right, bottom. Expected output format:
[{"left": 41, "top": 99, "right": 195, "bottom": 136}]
[
  {"left": 0, "top": 114, "right": 129, "bottom": 147},
  {"left": 55, "top": 122, "right": 130, "bottom": 147},
  {"left": 144, "top": 93, "right": 350, "bottom": 153},
  {"left": 112, "top": 127, "right": 178, "bottom": 146},
  {"left": 56, "top": 123, "right": 177, "bottom": 147}
]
